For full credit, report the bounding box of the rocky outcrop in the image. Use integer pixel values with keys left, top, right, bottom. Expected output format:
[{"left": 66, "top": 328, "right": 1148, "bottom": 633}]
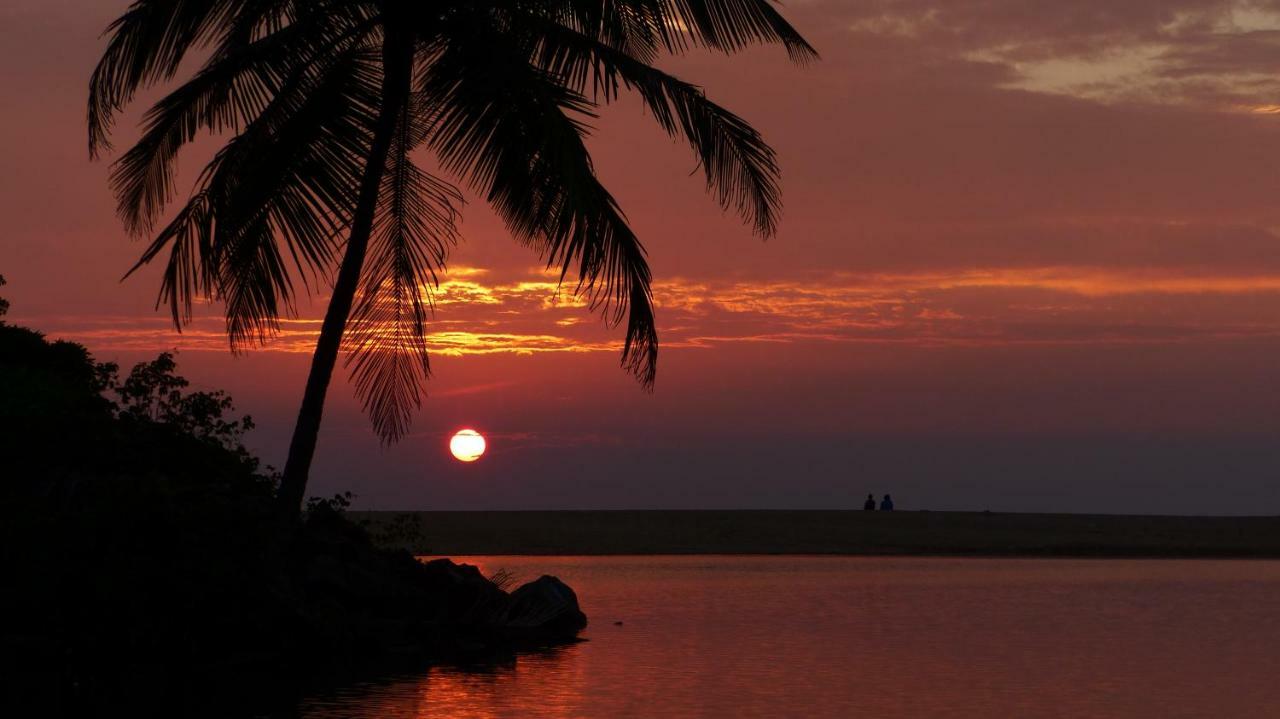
[
  {"left": 292, "top": 518, "right": 587, "bottom": 653},
  {"left": 417, "top": 557, "right": 511, "bottom": 625},
  {"left": 495, "top": 575, "right": 589, "bottom": 641}
]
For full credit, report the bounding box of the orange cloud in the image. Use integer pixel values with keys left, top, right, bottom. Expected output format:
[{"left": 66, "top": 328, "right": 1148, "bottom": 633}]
[{"left": 23, "top": 264, "right": 1280, "bottom": 357}]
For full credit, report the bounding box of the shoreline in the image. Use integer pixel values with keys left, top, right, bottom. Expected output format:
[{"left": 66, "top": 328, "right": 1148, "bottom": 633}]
[{"left": 350, "top": 510, "right": 1280, "bottom": 559}]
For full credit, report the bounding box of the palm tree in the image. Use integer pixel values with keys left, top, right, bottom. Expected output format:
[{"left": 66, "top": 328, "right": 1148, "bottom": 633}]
[{"left": 89, "top": 0, "right": 815, "bottom": 519}]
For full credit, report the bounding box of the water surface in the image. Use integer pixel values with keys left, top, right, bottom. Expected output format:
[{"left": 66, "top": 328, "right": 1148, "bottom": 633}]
[{"left": 280, "top": 557, "right": 1280, "bottom": 718}]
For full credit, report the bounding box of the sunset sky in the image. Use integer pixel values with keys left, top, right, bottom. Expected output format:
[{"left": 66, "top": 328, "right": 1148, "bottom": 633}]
[{"left": 4, "top": 0, "right": 1280, "bottom": 513}]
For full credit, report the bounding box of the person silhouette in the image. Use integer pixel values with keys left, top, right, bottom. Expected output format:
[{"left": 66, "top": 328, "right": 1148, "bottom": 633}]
[
  {"left": 879, "top": 494, "right": 894, "bottom": 511},
  {"left": 863, "top": 494, "right": 876, "bottom": 511}
]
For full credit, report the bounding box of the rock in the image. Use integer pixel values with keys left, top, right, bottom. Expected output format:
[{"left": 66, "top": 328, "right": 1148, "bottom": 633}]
[
  {"left": 418, "top": 558, "right": 491, "bottom": 591},
  {"left": 496, "top": 575, "right": 588, "bottom": 641},
  {"left": 416, "top": 559, "right": 509, "bottom": 623}
]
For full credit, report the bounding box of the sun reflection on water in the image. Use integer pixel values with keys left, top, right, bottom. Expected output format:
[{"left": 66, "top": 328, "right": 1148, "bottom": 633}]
[{"left": 293, "top": 646, "right": 586, "bottom": 719}]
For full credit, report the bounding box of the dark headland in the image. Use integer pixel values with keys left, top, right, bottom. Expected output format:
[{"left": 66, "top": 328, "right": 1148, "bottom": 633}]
[
  {"left": 0, "top": 313, "right": 587, "bottom": 712},
  {"left": 352, "top": 510, "right": 1280, "bottom": 558}
]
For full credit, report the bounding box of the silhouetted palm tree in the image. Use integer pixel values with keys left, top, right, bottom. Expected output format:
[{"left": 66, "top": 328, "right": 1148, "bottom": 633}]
[{"left": 89, "top": 0, "right": 815, "bottom": 518}]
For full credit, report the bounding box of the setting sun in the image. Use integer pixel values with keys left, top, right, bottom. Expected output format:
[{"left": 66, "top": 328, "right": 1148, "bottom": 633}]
[{"left": 449, "top": 429, "right": 486, "bottom": 462}]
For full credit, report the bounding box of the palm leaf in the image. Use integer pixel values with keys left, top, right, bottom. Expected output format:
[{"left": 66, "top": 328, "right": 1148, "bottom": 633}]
[
  {"left": 517, "top": 11, "right": 782, "bottom": 235},
  {"left": 89, "top": 0, "right": 248, "bottom": 156},
  {"left": 519, "top": 0, "right": 817, "bottom": 61},
  {"left": 420, "top": 12, "right": 659, "bottom": 386},
  {"left": 125, "top": 45, "right": 382, "bottom": 341},
  {"left": 345, "top": 96, "right": 464, "bottom": 442},
  {"left": 109, "top": 9, "right": 375, "bottom": 235}
]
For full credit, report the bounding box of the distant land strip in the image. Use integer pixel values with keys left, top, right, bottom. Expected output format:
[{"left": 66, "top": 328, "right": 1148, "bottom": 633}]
[{"left": 347, "top": 510, "right": 1280, "bottom": 558}]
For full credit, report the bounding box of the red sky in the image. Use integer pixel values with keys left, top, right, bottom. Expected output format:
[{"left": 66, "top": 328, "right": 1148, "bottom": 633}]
[{"left": 4, "top": 0, "right": 1280, "bottom": 513}]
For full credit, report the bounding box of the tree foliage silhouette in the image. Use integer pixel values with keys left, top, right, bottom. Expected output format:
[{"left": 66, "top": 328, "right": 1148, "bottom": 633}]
[{"left": 89, "top": 0, "right": 815, "bottom": 517}]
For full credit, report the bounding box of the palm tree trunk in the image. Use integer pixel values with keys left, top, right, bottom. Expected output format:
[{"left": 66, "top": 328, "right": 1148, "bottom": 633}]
[{"left": 276, "top": 26, "right": 413, "bottom": 519}]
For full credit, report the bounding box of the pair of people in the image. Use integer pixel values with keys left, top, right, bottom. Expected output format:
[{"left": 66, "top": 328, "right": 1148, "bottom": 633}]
[{"left": 863, "top": 494, "right": 894, "bottom": 511}]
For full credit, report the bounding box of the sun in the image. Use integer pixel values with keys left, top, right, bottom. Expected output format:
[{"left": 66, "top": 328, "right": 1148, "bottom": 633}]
[{"left": 449, "top": 429, "right": 486, "bottom": 462}]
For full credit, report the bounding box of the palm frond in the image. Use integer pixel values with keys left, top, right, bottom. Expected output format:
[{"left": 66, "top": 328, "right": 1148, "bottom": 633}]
[
  {"left": 420, "top": 16, "right": 658, "bottom": 386},
  {"left": 125, "top": 46, "right": 382, "bottom": 342},
  {"left": 507, "top": 0, "right": 666, "bottom": 63},
  {"left": 209, "top": 48, "right": 382, "bottom": 349},
  {"left": 520, "top": 12, "right": 781, "bottom": 235},
  {"left": 109, "top": 9, "right": 376, "bottom": 235},
  {"left": 345, "top": 98, "right": 464, "bottom": 442},
  {"left": 89, "top": 0, "right": 247, "bottom": 156},
  {"left": 520, "top": 0, "right": 817, "bottom": 62},
  {"left": 130, "top": 190, "right": 216, "bottom": 327},
  {"left": 218, "top": 210, "right": 293, "bottom": 345}
]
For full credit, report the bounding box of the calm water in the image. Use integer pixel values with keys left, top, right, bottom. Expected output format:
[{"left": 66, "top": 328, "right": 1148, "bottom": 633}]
[{"left": 277, "top": 557, "right": 1280, "bottom": 718}]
